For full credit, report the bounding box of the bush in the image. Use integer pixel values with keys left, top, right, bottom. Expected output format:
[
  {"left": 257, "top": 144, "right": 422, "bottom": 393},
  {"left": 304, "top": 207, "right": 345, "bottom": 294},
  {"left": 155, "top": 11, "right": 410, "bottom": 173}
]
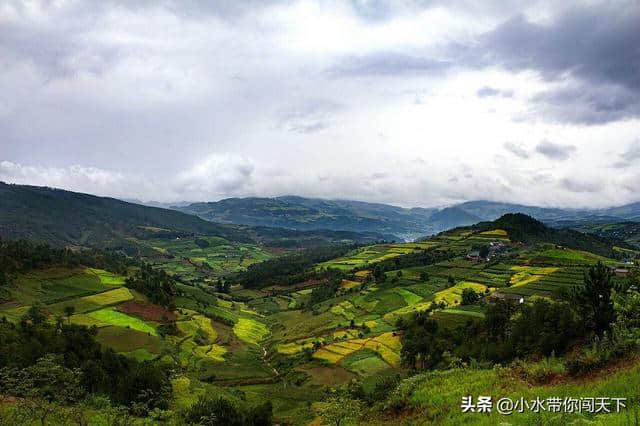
[
  {"left": 510, "top": 355, "right": 566, "bottom": 385},
  {"left": 182, "top": 396, "right": 273, "bottom": 426}
]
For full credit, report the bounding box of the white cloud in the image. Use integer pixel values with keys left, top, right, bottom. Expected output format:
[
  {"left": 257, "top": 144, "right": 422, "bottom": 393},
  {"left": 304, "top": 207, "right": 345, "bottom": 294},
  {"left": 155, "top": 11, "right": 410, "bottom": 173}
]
[{"left": 0, "top": 0, "right": 638, "bottom": 209}]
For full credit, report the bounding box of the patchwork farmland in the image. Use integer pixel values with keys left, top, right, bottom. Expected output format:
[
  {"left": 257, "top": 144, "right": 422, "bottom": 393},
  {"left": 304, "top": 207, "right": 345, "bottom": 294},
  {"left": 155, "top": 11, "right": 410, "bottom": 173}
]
[{"left": 0, "top": 218, "right": 634, "bottom": 424}]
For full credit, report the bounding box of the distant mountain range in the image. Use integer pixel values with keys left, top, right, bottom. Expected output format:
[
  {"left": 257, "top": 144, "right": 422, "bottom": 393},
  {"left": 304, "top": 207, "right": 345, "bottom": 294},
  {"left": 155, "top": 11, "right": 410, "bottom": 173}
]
[
  {"left": 0, "top": 183, "right": 393, "bottom": 250},
  {"left": 175, "top": 196, "right": 640, "bottom": 241},
  {"left": 2, "top": 182, "right": 638, "bottom": 248}
]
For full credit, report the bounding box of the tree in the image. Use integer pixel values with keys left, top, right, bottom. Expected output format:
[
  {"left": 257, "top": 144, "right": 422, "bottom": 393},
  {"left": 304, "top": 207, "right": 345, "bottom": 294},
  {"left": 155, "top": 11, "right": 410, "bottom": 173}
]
[
  {"left": 64, "top": 305, "right": 75, "bottom": 324},
  {"left": 23, "top": 303, "right": 47, "bottom": 325},
  {"left": 572, "top": 261, "right": 615, "bottom": 335},
  {"left": 478, "top": 245, "right": 490, "bottom": 259},
  {"left": 400, "top": 313, "right": 449, "bottom": 369},
  {"left": 419, "top": 271, "right": 429, "bottom": 282},
  {"left": 485, "top": 300, "right": 516, "bottom": 340},
  {"left": 319, "top": 396, "right": 361, "bottom": 426},
  {"left": 461, "top": 288, "right": 480, "bottom": 305}
]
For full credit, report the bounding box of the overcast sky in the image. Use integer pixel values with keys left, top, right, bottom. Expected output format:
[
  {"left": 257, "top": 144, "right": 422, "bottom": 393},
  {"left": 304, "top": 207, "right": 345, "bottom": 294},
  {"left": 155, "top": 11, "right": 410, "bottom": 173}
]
[{"left": 1, "top": 0, "right": 638, "bottom": 208}]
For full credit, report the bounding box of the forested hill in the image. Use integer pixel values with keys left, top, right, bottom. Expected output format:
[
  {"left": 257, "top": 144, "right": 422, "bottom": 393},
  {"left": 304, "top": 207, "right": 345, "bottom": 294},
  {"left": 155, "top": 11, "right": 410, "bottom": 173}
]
[
  {"left": 472, "top": 213, "right": 618, "bottom": 257},
  {"left": 177, "top": 196, "right": 640, "bottom": 242},
  {"left": 177, "top": 196, "right": 441, "bottom": 240},
  {"left": 0, "top": 183, "right": 390, "bottom": 250}
]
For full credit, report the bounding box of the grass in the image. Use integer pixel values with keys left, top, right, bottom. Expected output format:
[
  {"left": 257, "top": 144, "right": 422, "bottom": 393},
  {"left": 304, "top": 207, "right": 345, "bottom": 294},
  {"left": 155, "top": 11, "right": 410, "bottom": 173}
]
[
  {"left": 11, "top": 267, "right": 107, "bottom": 305},
  {"left": 72, "top": 307, "right": 158, "bottom": 335},
  {"left": 87, "top": 268, "right": 126, "bottom": 285},
  {"left": 0, "top": 305, "right": 30, "bottom": 323},
  {"left": 342, "top": 350, "right": 391, "bottom": 376},
  {"left": 141, "top": 236, "right": 273, "bottom": 279},
  {"left": 95, "top": 326, "right": 163, "bottom": 353},
  {"left": 538, "top": 248, "right": 614, "bottom": 265},
  {"left": 370, "top": 359, "right": 640, "bottom": 425},
  {"left": 233, "top": 317, "right": 269, "bottom": 345},
  {"left": 394, "top": 288, "right": 423, "bottom": 305}
]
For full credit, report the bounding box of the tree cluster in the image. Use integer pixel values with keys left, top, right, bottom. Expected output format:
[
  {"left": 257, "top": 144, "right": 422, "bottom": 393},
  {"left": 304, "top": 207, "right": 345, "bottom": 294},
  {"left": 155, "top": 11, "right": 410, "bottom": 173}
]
[
  {"left": 125, "top": 264, "right": 179, "bottom": 307},
  {"left": 0, "top": 307, "right": 171, "bottom": 412}
]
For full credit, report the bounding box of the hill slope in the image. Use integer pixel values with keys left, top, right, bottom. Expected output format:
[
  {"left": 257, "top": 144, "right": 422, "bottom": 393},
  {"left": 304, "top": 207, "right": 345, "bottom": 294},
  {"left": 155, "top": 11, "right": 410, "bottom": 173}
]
[{"left": 0, "top": 183, "right": 390, "bottom": 250}]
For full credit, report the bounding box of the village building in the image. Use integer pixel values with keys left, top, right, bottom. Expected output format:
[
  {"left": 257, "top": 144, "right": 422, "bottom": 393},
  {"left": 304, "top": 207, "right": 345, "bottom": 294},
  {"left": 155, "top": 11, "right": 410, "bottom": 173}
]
[{"left": 489, "top": 292, "right": 525, "bottom": 304}]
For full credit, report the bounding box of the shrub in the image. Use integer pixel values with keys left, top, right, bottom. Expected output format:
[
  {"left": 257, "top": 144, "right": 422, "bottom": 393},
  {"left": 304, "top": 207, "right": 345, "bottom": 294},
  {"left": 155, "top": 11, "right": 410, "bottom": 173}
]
[{"left": 511, "top": 355, "right": 566, "bottom": 385}]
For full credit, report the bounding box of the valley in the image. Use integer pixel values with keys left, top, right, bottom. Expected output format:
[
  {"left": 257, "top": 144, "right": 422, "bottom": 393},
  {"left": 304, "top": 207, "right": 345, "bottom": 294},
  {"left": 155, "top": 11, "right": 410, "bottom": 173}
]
[{"left": 2, "top": 191, "right": 638, "bottom": 424}]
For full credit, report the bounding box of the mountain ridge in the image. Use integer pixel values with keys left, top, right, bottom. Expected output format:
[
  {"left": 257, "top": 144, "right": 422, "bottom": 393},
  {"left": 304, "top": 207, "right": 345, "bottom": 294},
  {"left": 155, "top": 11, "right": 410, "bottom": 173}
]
[{"left": 176, "top": 196, "right": 640, "bottom": 240}]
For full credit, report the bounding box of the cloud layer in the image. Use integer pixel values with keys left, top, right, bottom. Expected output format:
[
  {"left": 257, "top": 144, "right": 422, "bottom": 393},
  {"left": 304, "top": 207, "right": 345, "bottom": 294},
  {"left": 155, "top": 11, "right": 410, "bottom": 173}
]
[{"left": 0, "top": 0, "right": 638, "bottom": 208}]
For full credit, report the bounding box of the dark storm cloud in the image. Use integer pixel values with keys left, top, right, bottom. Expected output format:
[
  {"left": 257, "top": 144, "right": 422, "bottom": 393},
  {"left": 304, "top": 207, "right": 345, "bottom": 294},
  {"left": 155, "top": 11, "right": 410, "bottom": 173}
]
[
  {"left": 478, "top": 4, "right": 640, "bottom": 124},
  {"left": 535, "top": 141, "right": 576, "bottom": 160},
  {"left": 480, "top": 6, "right": 640, "bottom": 91},
  {"left": 477, "top": 86, "right": 514, "bottom": 98},
  {"left": 331, "top": 2, "right": 639, "bottom": 123},
  {"left": 529, "top": 83, "right": 640, "bottom": 125},
  {"left": 329, "top": 52, "right": 452, "bottom": 77},
  {"left": 503, "top": 142, "right": 529, "bottom": 159}
]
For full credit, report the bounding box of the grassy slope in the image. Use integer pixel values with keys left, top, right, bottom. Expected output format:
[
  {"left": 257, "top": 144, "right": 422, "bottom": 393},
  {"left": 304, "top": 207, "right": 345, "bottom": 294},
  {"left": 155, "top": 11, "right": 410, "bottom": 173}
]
[{"left": 364, "top": 358, "right": 640, "bottom": 425}]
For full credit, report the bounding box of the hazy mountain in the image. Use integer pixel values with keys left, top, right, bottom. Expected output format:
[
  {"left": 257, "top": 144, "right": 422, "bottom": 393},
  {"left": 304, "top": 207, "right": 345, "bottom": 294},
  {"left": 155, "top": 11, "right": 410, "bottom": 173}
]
[
  {"left": 456, "top": 200, "right": 640, "bottom": 226},
  {"left": 178, "top": 197, "right": 640, "bottom": 241},
  {"left": 179, "top": 196, "right": 439, "bottom": 241},
  {"left": 0, "top": 183, "right": 392, "bottom": 250}
]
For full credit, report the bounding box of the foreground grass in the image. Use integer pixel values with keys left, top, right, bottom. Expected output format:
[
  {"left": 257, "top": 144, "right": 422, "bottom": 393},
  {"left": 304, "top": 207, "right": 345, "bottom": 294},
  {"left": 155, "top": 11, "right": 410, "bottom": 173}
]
[{"left": 367, "top": 360, "right": 640, "bottom": 425}]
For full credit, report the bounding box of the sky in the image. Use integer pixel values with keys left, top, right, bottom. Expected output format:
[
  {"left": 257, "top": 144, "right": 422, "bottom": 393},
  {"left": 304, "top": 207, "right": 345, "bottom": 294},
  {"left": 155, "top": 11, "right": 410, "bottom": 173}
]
[{"left": 0, "top": 0, "right": 638, "bottom": 208}]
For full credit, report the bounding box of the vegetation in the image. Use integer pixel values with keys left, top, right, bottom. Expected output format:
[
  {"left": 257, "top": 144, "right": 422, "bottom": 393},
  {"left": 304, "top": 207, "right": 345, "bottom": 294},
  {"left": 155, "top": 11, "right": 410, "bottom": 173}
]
[
  {"left": 125, "top": 264, "right": 178, "bottom": 307},
  {"left": 1, "top": 211, "right": 639, "bottom": 424}
]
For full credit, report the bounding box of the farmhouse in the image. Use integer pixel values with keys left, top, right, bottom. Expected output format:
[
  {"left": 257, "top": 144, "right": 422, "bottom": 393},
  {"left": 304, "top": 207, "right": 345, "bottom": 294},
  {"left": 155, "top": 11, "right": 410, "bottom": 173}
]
[
  {"left": 489, "top": 292, "right": 524, "bottom": 304},
  {"left": 466, "top": 250, "right": 481, "bottom": 261},
  {"left": 614, "top": 268, "right": 629, "bottom": 278}
]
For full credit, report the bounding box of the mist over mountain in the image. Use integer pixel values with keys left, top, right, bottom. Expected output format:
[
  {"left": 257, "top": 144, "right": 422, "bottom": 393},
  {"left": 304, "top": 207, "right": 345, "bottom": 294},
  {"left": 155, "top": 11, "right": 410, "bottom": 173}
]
[{"left": 177, "top": 196, "right": 640, "bottom": 241}]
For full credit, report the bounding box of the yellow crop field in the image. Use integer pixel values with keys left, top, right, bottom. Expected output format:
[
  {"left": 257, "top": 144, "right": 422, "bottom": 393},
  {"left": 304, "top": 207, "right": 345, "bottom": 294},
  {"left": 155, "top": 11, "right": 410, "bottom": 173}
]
[
  {"left": 313, "top": 348, "right": 344, "bottom": 363},
  {"left": 82, "top": 287, "right": 133, "bottom": 306},
  {"left": 313, "top": 332, "right": 401, "bottom": 366},
  {"left": 277, "top": 341, "right": 313, "bottom": 355},
  {"left": 194, "top": 344, "right": 227, "bottom": 362},
  {"left": 509, "top": 266, "right": 560, "bottom": 287},
  {"left": 341, "top": 279, "right": 361, "bottom": 290},
  {"left": 354, "top": 270, "right": 371, "bottom": 278},
  {"left": 434, "top": 282, "right": 488, "bottom": 305},
  {"left": 479, "top": 229, "right": 508, "bottom": 237},
  {"left": 371, "top": 332, "right": 401, "bottom": 351},
  {"left": 333, "top": 329, "right": 359, "bottom": 339},
  {"left": 193, "top": 315, "right": 217, "bottom": 342},
  {"left": 217, "top": 299, "right": 233, "bottom": 309},
  {"left": 365, "top": 341, "right": 401, "bottom": 367},
  {"left": 233, "top": 317, "right": 269, "bottom": 345}
]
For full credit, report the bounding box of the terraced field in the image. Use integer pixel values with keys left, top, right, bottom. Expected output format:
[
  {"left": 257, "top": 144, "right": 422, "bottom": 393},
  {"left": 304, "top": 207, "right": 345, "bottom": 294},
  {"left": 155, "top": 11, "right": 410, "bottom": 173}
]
[
  {"left": 2, "top": 217, "right": 634, "bottom": 425},
  {"left": 315, "top": 243, "right": 437, "bottom": 272}
]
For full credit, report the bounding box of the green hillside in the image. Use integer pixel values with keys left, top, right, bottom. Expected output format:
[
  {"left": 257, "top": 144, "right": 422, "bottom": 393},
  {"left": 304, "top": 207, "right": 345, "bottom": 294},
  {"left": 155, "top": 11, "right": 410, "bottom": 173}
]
[
  {"left": 0, "top": 183, "right": 390, "bottom": 254},
  {"left": 1, "top": 214, "right": 639, "bottom": 425}
]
